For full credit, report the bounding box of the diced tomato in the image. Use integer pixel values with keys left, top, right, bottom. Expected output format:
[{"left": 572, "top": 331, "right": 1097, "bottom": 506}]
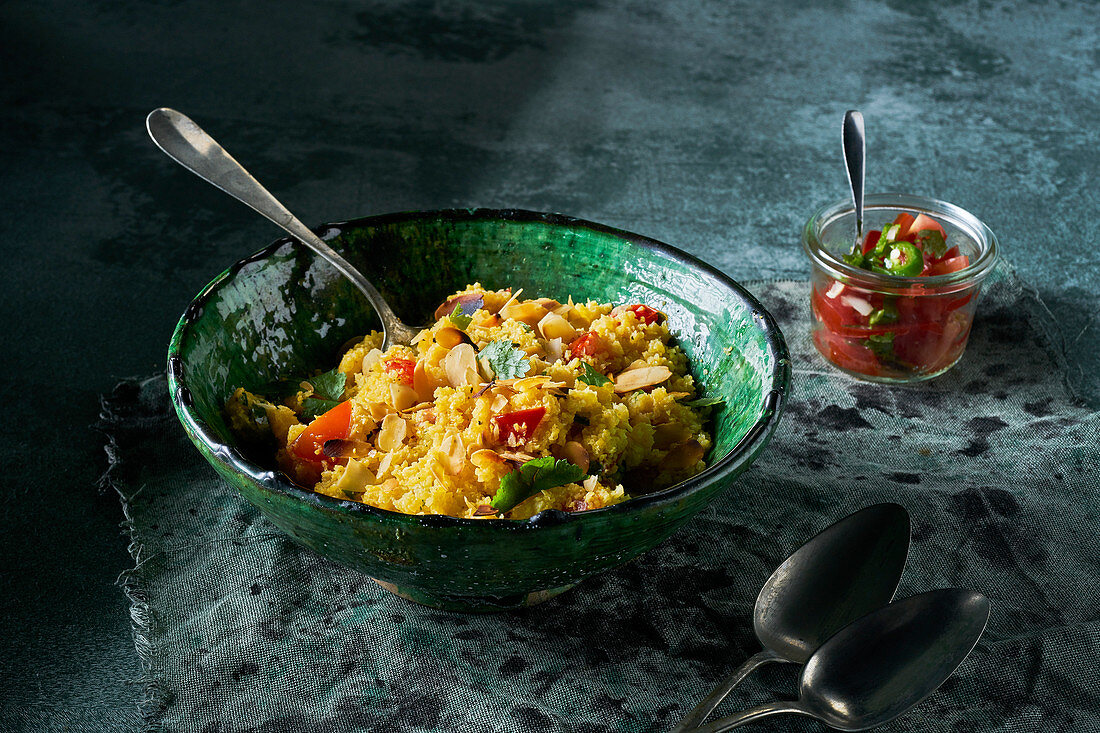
[
  {"left": 493, "top": 407, "right": 546, "bottom": 445},
  {"left": 861, "top": 229, "right": 882, "bottom": 255},
  {"left": 568, "top": 331, "right": 602, "bottom": 357},
  {"left": 892, "top": 213, "right": 917, "bottom": 241},
  {"left": 383, "top": 358, "right": 415, "bottom": 385},
  {"left": 926, "top": 255, "right": 970, "bottom": 277},
  {"left": 291, "top": 400, "right": 352, "bottom": 465},
  {"left": 941, "top": 245, "right": 960, "bottom": 260},
  {"left": 909, "top": 213, "right": 946, "bottom": 239},
  {"left": 615, "top": 304, "right": 664, "bottom": 324},
  {"left": 813, "top": 330, "right": 881, "bottom": 375}
]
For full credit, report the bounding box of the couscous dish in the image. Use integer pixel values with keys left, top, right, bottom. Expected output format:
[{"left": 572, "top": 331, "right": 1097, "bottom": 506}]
[{"left": 227, "top": 285, "right": 714, "bottom": 519}]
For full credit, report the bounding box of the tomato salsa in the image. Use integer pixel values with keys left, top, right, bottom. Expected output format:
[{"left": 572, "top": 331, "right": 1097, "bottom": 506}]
[{"left": 811, "top": 211, "right": 977, "bottom": 380}]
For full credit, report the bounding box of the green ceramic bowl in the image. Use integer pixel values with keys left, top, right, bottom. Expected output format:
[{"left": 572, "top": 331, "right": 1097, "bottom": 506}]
[{"left": 168, "top": 209, "right": 789, "bottom": 612}]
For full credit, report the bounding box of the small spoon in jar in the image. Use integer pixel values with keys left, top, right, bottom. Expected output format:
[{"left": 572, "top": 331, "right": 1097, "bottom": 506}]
[
  {"left": 672, "top": 503, "right": 910, "bottom": 731},
  {"left": 842, "top": 109, "right": 866, "bottom": 256},
  {"left": 146, "top": 107, "right": 420, "bottom": 350},
  {"left": 692, "top": 588, "right": 991, "bottom": 732}
]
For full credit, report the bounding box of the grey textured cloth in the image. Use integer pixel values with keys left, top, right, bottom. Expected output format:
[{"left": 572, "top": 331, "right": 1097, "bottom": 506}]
[{"left": 101, "top": 270, "right": 1099, "bottom": 732}]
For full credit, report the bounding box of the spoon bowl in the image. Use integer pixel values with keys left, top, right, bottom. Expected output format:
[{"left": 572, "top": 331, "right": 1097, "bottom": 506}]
[
  {"left": 674, "top": 503, "right": 910, "bottom": 730},
  {"left": 696, "top": 588, "right": 991, "bottom": 732},
  {"left": 146, "top": 107, "right": 421, "bottom": 350}
]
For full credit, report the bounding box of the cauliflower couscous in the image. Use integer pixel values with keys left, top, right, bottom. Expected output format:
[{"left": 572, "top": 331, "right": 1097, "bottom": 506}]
[{"left": 227, "top": 285, "right": 714, "bottom": 519}]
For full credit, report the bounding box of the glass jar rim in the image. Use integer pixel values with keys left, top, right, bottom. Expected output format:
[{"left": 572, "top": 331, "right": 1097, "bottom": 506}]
[{"left": 802, "top": 193, "right": 999, "bottom": 290}]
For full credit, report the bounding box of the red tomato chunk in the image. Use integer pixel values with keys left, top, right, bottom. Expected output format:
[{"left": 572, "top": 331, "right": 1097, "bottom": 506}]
[{"left": 493, "top": 407, "right": 546, "bottom": 445}]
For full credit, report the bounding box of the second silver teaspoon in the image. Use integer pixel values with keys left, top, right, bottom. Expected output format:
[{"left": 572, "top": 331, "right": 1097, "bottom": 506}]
[
  {"left": 146, "top": 107, "right": 420, "bottom": 350},
  {"left": 673, "top": 503, "right": 910, "bottom": 731}
]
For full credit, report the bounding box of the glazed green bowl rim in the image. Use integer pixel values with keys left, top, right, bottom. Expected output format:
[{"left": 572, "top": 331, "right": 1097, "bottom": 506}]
[{"left": 168, "top": 208, "right": 790, "bottom": 532}]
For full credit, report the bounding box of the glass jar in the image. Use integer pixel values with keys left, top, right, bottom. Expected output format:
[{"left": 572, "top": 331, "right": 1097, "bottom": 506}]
[{"left": 803, "top": 193, "right": 999, "bottom": 383}]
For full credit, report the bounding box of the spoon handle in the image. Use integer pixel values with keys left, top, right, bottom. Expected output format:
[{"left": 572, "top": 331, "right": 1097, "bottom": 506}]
[
  {"left": 842, "top": 109, "right": 865, "bottom": 254},
  {"left": 145, "top": 107, "right": 419, "bottom": 348},
  {"left": 690, "top": 701, "right": 810, "bottom": 733},
  {"left": 671, "top": 648, "right": 787, "bottom": 732}
]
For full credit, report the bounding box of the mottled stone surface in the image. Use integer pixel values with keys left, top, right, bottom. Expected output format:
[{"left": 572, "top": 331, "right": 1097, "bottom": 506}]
[{"left": 2, "top": 0, "right": 1098, "bottom": 729}]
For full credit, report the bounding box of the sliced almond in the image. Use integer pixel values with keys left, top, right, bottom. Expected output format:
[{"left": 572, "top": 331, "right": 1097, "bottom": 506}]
[
  {"left": 361, "top": 348, "right": 384, "bottom": 372},
  {"left": 498, "top": 450, "right": 537, "bottom": 464},
  {"left": 537, "top": 311, "right": 577, "bottom": 341},
  {"left": 545, "top": 337, "right": 564, "bottom": 364},
  {"left": 473, "top": 505, "right": 497, "bottom": 517},
  {"left": 622, "top": 359, "right": 651, "bottom": 372},
  {"left": 376, "top": 450, "right": 394, "bottom": 477},
  {"left": 333, "top": 458, "right": 377, "bottom": 492},
  {"left": 662, "top": 439, "right": 705, "bottom": 471},
  {"left": 498, "top": 287, "right": 523, "bottom": 312},
  {"left": 500, "top": 300, "right": 548, "bottom": 327},
  {"left": 443, "top": 343, "right": 479, "bottom": 387},
  {"left": 438, "top": 432, "right": 466, "bottom": 475},
  {"left": 560, "top": 441, "right": 590, "bottom": 473},
  {"left": 377, "top": 414, "right": 408, "bottom": 452},
  {"left": 413, "top": 360, "right": 446, "bottom": 402},
  {"left": 389, "top": 383, "right": 419, "bottom": 411},
  {"left": 471, "top": 448, "right": 507, "bottom": 469},
  {"left": 368, "top": 401, "right": 393, "bottom": 421},
  {"left": 582, "top": 475, "right": 599, "bottom": 492},
  {"left": 668, "top": 392, "right": 692, "bottom": 400},
  {"left": 435, "top": 326, "right": 471, "bottom": 349},
  {"left": 614, "top": 365, "right": 672, "bottom": 393},
  {"left": 490, "top": 393, "right": 510, "bottom": 413}
]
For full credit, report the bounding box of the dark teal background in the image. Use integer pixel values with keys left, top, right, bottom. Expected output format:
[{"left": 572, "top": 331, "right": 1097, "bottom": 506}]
[{"left": 2, "top": 0, "right": 1097, "bottom": 728}]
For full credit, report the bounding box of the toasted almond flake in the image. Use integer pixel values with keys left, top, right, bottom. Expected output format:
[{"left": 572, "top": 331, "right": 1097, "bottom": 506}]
[
  {"left": 361, "top": 348, "right": 384, "bottom": 372},
  {"left": 623, "top": 359, "right": 650, "bottom": 372},
  {"left": 413, "top": 359, "right": 445, "bottom": 402},
  {"left": 473, "top": 505, "right": 497, "bottom": 516},
  {"left": 582, "top": 475, "right": 599, "bottom": 492},
  {"left": 430, "top": 461, "right": 449, "bottom": 484},
  {"left": 438, "top": 432, "right": 466, "bottom": 475},
  {"left": 668, "top": 392, "right": 692, "bottom": 399},
  {"left": 368, "top": 402, "right": 393, "bottom": 421},
  {"left": 470, "top": 448, "right": 506, "bottom": 469},
  {"left": 377, "top": 414, "right": 407, "bottom": 452},
  {"left": 560, "top": 441, "right": 590, "bottom": 473},
  {"left": 435, "top": 326, "right": 469, "bottom": 349},
  {"left": 537, "top": 310, "right": 577, "bottom": 341},
  {"left": 498, "top": 450, "right": 536, "bottom": 464},
  {"left": 444, "top": 343, "right": 479, "bottom": 387},
  {"left": 513, "top": 375, "right": 552, "bottom": 390},
  {"left": 376, "top": 451, "right": 394, "bottom": 477},
  {"left": 400, "top": 402, "right": 434, "bottom": 413},
  {"left": 500, "top": 300, "right": 548, "bottom": 327},
  {"left": 491, "top": 394, "right": 510, "bottom": 413},
  {"left": 614, "top": 365, "right": 672, "bottom": 393},
  {"left": 334, "top": 458, "right": 377, "bottom": 492},
  {"left": 545, "top": 337, "right": 564, "bottom": 363},
  {"left": 662, "top": 439, "right": 705, "bottom": 471},
  {"left": 389, "top": 383, "right": 419, "bottom": 411},
  {"left": 498, "top": 287, "right": 523, "bottom": 312}
]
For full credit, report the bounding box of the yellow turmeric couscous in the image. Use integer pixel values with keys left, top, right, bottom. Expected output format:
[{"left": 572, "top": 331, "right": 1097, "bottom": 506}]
[{"left": 227, "top": 285, "right": 713, "bottom": 519}]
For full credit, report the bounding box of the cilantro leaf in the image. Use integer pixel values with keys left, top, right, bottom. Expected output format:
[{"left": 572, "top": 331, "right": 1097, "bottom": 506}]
[
  {"left": 915, "top": 229, "right": 948, "bottom": 259},
  {"left": 684, "top": 396, "right": 724, "bottom": 408},
  {"left": 448, "top": 305, "right": 473, "bottom": 330},
  {"left": 300, "top": 396, "right": 340, "bottom": 422},
  {"left": 299, "top": 367, "right": 347, "bottom": 421},
  {"left": 490, "top": 456, "right": 587, "bottom": 513},
  {"left": 480, "top": 339, "right": 530, "bottom": 380},
  {"left": 578, "top": 361, "right": 612, "bottom": 387},
  {"left": 308, "top": 367, "right": 347, "bottom": 402}
]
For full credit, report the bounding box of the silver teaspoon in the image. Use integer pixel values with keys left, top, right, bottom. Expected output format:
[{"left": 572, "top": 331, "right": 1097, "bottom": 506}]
[
  {"left": 843, "top": 109, "right": 866, "bottom": 255},
  {"left": 673, "top": 503, "right": 910, "bottom": 731},
  {"left": 693, "top": 588, "right": 990, "bottom": 732},
  {"left": 146, "top": 108, "right": 420, "bottom": 350}
]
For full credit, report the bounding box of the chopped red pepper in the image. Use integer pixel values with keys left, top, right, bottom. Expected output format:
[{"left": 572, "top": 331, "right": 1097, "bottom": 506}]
[
  {"left": 383, "top": 358, "right": 415, "bottom": 385},
  {"left": 567, "top": 331, "right": 602, "bottom": 358},
  {"left": 614, "top": 304, "right": 664, "bottom": 324},
  {"left": 291, "top": 400, "right": 352, "bottom": 465},
  {"left": 493, "top": 407, "right": 546, "bottom": 445}
]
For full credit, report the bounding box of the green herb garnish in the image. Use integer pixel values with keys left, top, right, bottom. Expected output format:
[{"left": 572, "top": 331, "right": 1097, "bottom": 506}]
[
  {"left": 578, "top": 361, "right": 612, "bottom": 387},
  {"left": 480, "top": 339, "right": 530, "bottom": 380},
  {"left": 915, "top": 229, "right": 948, "bottom": 259},
  {"left": 301, "top": 368, "right": 347, "bottom": 421},
  {"left": 448, "top": 305, "right": 473, "bottom": 330},
  {"left": 490, "top": 456, "right": 587, "bottom": 513},
  {"left": 684, "top": 396, "right": 724, "bottom": 408}
]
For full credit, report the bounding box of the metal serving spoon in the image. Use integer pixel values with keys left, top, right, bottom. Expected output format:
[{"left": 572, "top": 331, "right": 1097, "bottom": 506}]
[
  {"left": 693, "top": 588, "right": 991, "bottom": 732},
  {"left": 673, "top": 503, "right": 909, "bottom": 731},
  {"left": 843, "top": 109, "right": 866, "bottom": 255},
  {"left": 146, "top": 107, "right": 420, "bottom": 350}
]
